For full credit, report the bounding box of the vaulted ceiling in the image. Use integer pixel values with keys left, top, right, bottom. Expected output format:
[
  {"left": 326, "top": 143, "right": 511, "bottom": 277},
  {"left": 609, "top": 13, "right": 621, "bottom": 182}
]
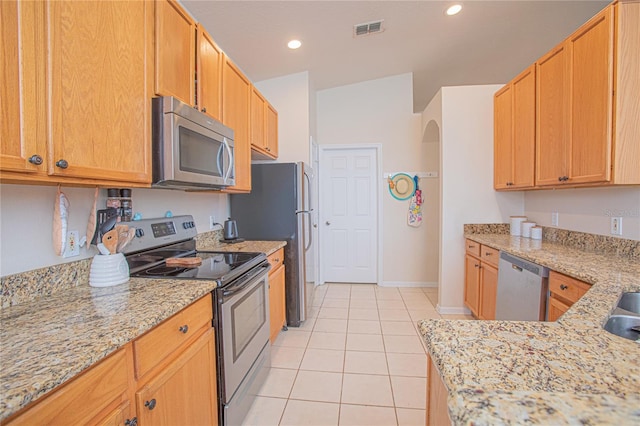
[{"left": 183, "top": 1, "right": 608, "bottom": 112}]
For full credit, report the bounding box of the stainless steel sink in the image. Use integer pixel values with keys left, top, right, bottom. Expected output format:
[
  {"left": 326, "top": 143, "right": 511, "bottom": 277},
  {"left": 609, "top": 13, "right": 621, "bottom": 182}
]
[
  {"left": 604, "top": 315, "right": 640, "bottom": 341},
  {"left": 617, "top": 292, "right": 640, "bottom": 314}
]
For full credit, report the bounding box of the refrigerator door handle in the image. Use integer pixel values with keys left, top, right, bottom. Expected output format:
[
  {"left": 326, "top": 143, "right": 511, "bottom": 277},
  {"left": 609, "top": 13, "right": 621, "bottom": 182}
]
[{"left": 295, "top": 209, "right": 313, "bottom": 214}]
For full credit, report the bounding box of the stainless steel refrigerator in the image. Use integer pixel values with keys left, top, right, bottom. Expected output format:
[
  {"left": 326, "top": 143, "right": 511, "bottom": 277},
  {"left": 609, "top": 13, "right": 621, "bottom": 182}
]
[{"left": 230, "top": 162, "right": 314, "bottom": 327}]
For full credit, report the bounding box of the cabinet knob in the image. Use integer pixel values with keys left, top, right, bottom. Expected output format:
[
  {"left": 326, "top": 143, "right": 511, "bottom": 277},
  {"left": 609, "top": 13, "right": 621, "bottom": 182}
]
[
  {"left": 560, "top": 284, "right": 568, "bottom": 290},
  {"left": 28, "top": 155, "right": 43, "bottom": 165},
  {"left": 485, "top": 252, "right": 492, "bottom": 256},
  {"left": 326, "top": 221, "right": 331, "bottom": 226},
  {"left": 179, "top": 325, "right": 189, "bottom": 334},
  {"left": 144, "top": 399, "right": 156, "bottom": 410},
  {"left": 201, "top": 107, "right": 207, "bottom": 113},
  {"left": 474, "top": 264, "right": 480, "bottom": 268},
  {"left": 55, "top": 159, "right": 69, "bottom": 169},
  {"left": 125, "top": 417, "right": 138, "bottom": 426},
  {"left": 266, "top": 147, "right": 271, "bottom": 151}
]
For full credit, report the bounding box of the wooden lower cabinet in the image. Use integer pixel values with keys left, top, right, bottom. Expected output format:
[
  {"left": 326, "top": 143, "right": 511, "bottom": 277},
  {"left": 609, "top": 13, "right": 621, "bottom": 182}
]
[
  {"left": 5, "top": 346, "right": 134, "bottom": 425},
  {"left": 463, "top": 239, "right": 498, "bottom": 320},
  {"left": 268, "top": 248, "right": 286, "bottom": 343},
  {"left": 547, "top": 271, "right": 590, "bottom": 321},
  {"left": 136, "top": 328, "right": 217, "bottom": 426},
  {"left": 5, "top": 296, "right": 217, "bottom": 425},
  {"left": 426, "top": 355, "right": 450, "bottom": 426}
]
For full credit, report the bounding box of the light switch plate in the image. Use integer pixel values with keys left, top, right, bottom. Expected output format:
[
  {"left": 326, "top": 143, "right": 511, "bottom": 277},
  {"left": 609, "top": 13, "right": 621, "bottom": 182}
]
[
  {"left": 610, "top": 217, "right": 622, "bottom": 236},
  {"left": 63, "top": 230, "right": 80, "bottom": 258}
]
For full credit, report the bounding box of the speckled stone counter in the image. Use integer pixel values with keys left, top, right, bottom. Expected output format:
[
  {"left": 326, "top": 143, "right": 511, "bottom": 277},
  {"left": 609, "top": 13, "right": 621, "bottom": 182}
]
[
  {"left": 0, "top": 238, "right": 286, "bottom": 420},
  {"left": 419, "top": 234, "right": 640, "bottom": 425}
]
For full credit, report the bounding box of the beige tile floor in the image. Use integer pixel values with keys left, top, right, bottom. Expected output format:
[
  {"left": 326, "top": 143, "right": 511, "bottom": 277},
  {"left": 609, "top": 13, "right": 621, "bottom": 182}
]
[{"left": 242, "top": 283, "right": 473, "bottom": 426}]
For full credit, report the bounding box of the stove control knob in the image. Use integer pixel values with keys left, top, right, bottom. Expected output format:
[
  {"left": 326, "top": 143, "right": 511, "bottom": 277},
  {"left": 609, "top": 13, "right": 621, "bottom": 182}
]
[
  {"left": 190, "top": 221, "right": 195, "bottom": 228},
  {"left": 135, "top": 228, "right": 144, "bottom": 238},
  {"left": 183, "top": 222, "right": 189, "bottom": 229}
]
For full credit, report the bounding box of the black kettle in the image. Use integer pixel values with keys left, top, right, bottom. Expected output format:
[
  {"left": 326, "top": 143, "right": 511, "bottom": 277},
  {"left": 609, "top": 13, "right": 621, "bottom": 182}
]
[{"left": 223, "top": 218, "right": 239, "bottom": 240}]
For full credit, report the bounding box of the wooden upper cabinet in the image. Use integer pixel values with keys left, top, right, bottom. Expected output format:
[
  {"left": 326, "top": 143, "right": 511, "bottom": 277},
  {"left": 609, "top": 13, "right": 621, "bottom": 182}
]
[
  {"left": 493, "top": 85, "right": 513, "bottom": 189},
  {"left": 494, "top": 65, "right": 535, "bottom": 190},
  {"left": 567, "top": 6, "right": 614, "bottom": 185},
  {"left": 536, "top": 43, "right": 570, "bottom": 187},
  {"left": 0, "top": 0, "right": 43, "bottom": 174},
  {"left": 47, "top": 0, "right": 152, "bottom": 183},
  {"left": 265, "top": 102, "right": 279, "bottom": 158},
  {"left": 196, "top": 25, "right": 222, "bottom": 121},
  {"left": 251, "top": 87, "right": 267, "bottom": 151},
  {"left": 222, "top": 57, "right": 251, "bottom": 192},
  {"left": 155, "top": 0, "right": 196, "bottom": 106}
]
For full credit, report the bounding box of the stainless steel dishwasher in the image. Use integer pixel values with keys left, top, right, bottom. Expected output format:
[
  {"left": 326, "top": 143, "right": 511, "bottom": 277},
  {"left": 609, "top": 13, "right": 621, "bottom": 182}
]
[{"left": 496, "top": 252, "right": 550, "bottom": 321}]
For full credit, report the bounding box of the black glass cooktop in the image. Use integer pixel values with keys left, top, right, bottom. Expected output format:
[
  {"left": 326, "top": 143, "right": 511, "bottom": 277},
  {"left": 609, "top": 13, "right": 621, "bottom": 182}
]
[{"left": 128, "top": 242, "right": 266, "bottom": 285}]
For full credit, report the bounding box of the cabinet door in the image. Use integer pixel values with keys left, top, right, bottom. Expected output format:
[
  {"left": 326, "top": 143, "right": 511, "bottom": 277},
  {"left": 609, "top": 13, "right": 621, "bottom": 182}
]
[
  {"left": 250, "top": 87, "right": 267, "bottom": 151},
  {"left": 136, "top": 329, "right": 217, "bottom": 426},
  {"left": 196, "top": 25, "right": 222, "bottom": 121},
  {"left": 222, "top": 57, "right": 251, "bottom": 192},
  {"left": 463, "top": 254, "right": 480, "bottom": 317},
  {"left": 511, "top": 65, "right": 536, "bottom": 188},
  {"left": 493, "top": 84, "right": 512, "bottom": 189},
  {"left": 567, "top": 7, "right": 614, "bottom": 184},
  {"left": 155, "top": 0, "right": 195, "bottom": 106},
  {"left": 47, "top": 0, "right": 152, "bottom": 183},
  {"left": 0, "top": 0, "right": 43, "bottom": 174},
  {"left": 269, "top": 264, "right": 286, "bottom": 343},
  {"left": 536, "top": 44, "right": 570, "bottom": 186},
  {"left": 547, "top": 296, "right": 570, "bottom": 322},
  {"left": 265, "top": 102, "right": 279, "bottom": 158},
  {"left": 96, "top": 401, "right": 134, "bottom": 426},
  {"left": 479, "top": 263, "right": 498, "bottom": 320}
]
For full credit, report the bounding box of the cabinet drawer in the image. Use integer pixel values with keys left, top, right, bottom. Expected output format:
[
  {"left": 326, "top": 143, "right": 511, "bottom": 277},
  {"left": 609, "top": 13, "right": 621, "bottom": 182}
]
[
  {"left": 465, "top": 239, "right": 481, "bottom": 257},
  {"left": 549, "top": 271, "right": 590, "bottom": 304},
  {"left": 267, "top": 248, "right": 284, "bottom": 272},
  {"left": 480, "top": 245, "right": 499, "bottom": 267},
  {"left": 7, "top": 347, "right": 129, "bottom": 425},
  {"left": 134, "top": 294, "right": 212, "bottom": 379}
]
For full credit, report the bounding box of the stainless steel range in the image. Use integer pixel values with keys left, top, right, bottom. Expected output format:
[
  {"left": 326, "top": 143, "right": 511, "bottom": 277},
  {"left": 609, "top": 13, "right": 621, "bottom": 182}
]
[{"left": 122, "top": 215, "right": 271, "bottom": 426}]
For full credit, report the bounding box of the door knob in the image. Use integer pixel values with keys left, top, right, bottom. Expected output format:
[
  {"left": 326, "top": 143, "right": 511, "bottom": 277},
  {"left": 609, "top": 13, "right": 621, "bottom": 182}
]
[{"left": 325, "top": 221, "right": 331, "bottom": 225}]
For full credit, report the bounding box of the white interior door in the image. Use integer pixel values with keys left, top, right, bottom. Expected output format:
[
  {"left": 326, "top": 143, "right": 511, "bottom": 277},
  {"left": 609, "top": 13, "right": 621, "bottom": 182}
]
[{"left": 320, "top": 146, "right": 378, "bottom": 283}]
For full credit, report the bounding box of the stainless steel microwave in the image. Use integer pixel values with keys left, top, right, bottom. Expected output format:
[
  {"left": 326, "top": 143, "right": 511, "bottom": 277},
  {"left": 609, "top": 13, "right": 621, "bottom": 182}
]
[{"left": 152, "top": 96, "right": 235, "bottom": 190}]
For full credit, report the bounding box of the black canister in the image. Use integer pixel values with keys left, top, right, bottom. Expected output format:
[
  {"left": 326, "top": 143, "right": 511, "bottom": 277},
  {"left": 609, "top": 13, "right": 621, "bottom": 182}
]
[{"left": 120, "top": 189, "right": 132, "bottom": 222}]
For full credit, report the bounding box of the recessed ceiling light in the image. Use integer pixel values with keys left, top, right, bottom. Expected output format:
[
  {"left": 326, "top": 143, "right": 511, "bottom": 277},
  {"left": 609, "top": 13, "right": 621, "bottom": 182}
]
[
  {"left": 446, "top": 4, "right": 463, "bottom": 16},
  {"left": 287, "top": 39, "right": 302, "bottom": 49}
]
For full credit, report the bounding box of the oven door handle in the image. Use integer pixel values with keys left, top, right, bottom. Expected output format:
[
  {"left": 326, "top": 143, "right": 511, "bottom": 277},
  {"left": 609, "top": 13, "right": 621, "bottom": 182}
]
[{"left": 221, "top": 263, "right": 270, "bottom": 297}]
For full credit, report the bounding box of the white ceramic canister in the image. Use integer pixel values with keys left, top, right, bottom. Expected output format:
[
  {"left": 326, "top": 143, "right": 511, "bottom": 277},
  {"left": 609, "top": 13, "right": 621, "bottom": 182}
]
[
  {"left": 531, "top": 226, "right": 543, "bottom": 240},
  {"left": 521, "top": 221, "right": 536, "bottom": 238},
  {"left": 510, "top": 216, "right": 527, "bottom": 236},
  {"left": 89, "top": 253, "right": 130, "bottom": 287}
]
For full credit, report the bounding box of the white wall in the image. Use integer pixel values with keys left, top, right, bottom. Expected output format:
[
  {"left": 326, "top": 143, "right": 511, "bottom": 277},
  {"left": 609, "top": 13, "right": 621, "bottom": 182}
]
[
  {"left": 525, "top": 187, "right": 640, "bottom": 240},
  {"left": 0, "top": 184, "right": 228, "bottom": 276},
  {"left": 317, "top": 73, "right": 436, "bottom": 285},
  {"left": 432, "top": 85, "right": 525, "bottom": 313},
  {"left": 255, "top": 71, "right": 311, "bottom": 165}
]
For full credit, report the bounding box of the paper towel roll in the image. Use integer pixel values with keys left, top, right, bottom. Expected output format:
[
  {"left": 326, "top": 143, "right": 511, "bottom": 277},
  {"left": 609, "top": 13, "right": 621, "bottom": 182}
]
[
  {"left": 510, "top": 216, "right": 527, "bottom": 236},
  {"left": 531, "top": 226, "right": 543, "bottom": 240},
  {"left": 521, "top": 221, "right": 536, "bottom": 238}
]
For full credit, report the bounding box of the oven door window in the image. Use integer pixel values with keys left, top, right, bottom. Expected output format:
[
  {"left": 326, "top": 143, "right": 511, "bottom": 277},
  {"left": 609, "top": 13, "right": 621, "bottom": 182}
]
[
  {"left": 178, "top": 126, "right": 224, "bottom": 177},
  {"left": 231, "top": 281, "right": 267, "bottom": 362}
]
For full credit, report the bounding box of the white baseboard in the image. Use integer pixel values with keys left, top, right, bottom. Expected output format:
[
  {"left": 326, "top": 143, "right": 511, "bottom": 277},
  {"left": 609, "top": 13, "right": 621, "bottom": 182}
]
[
  {"left": 379, "top": 281, "right": 438, "bottom": 288},
  {"left": 436, "top": 304, "right": 471, "bottom": 315}
]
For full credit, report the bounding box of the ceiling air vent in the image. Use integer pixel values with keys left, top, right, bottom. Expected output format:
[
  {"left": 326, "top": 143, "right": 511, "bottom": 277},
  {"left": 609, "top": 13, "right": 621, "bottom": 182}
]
[{"left": 353, "top": 20, "right": 385, "bottom": 37}]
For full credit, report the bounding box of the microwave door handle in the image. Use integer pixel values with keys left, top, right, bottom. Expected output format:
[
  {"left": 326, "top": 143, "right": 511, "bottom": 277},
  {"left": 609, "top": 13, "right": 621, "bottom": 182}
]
[
  {"left": 223, "top": 137, "right": 233, "bottom": 182},
  {"left": 217, "top": 142, "right": 224, "bottom": 177}
]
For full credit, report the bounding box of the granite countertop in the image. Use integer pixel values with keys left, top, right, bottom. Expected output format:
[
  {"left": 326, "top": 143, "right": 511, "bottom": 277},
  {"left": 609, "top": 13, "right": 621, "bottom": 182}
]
[
  {"left": 0, "top": 239, "right": 286, "bottom": 420},
  {"left": 419, "top": 234, "right": 640, "bottom": 425}
]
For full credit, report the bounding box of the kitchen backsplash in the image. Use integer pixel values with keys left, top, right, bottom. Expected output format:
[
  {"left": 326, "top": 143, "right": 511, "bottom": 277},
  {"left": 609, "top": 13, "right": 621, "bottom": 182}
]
[
  {"left": 0, "top": 229, "right": 225, "bottom": 309},
  {"left": 465, "top": 224, "right": 640, "bottom": 260}
]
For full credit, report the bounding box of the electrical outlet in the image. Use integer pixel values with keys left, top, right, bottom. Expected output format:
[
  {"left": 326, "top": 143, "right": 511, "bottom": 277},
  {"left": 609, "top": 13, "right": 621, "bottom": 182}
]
[
  {"left": 610, "top": 217, "right": 622, "bottom": 236},
  {"left": 63, "top": 230, "right": 80, "bottom": 258},
  {"left": 210, "top": 215, "right": 216, "bottom": 230},
  {"left": 551, "top": 212, "right": 559, "bottom": 227}
]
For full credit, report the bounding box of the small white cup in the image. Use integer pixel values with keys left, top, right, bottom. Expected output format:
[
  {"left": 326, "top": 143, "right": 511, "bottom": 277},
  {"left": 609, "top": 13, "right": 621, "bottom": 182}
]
[
  {"left": 521, "top": 222, "right": 536, "bottom": 238},
  {"left": 89, "top": 253, "right": 130, "bottom": 287},
  {"left": 531, "top": 226, "right": 543, "bottom": 240}
]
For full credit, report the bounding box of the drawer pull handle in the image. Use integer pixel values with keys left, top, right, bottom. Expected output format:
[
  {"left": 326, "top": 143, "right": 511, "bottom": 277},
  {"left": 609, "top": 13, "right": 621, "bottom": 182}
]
[
  {"left": 274, "top": 258, "right": 280, "bottom": 262},
  {"left": 474, "top": 264, "right": 480, "bottom": 268},
  {"left": 145, "top": 399, "right": 156, "bottom": 410},
  {"left": 125, "top": 417, "right": 138, "bottom": 426},
  {"left": 179, "top": 325, "right": 189, "bottom": 334},
  {"left": 485, "top": 252, "right": 492, "bottom": 256},
  {"left": 560, "top": 284, "right": 568, "bottom": 290},
  {"left": 468, "top": 245, "right": 474, "bottom": 249}
]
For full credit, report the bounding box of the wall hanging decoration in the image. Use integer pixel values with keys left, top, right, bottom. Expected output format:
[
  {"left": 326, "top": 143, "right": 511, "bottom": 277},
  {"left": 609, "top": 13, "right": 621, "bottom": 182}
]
[
  {"left": 408, "top": 175, "right": 423, "bottom": 227},
  {"left": 388, "top": 173, "right": 416, "bottom": 200}
]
